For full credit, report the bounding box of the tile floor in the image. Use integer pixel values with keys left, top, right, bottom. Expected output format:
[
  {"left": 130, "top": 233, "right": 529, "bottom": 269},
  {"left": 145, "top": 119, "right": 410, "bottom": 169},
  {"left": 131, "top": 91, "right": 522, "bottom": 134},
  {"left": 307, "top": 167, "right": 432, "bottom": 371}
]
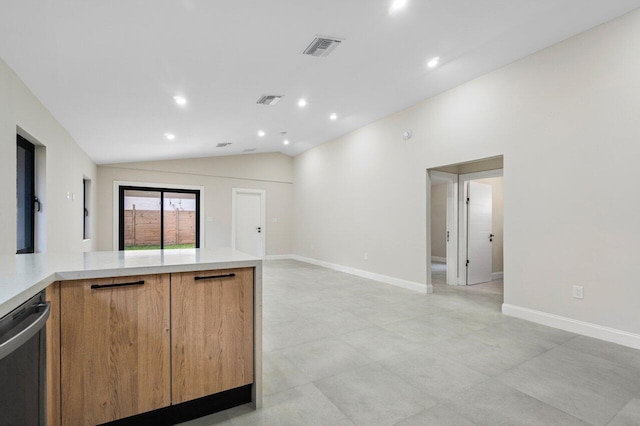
[
  {"left": 183, "top": 260, "right": 640, "bottom": 426},
  {"left": 431, "top": 260, "right": 447, "bottom": 285}
]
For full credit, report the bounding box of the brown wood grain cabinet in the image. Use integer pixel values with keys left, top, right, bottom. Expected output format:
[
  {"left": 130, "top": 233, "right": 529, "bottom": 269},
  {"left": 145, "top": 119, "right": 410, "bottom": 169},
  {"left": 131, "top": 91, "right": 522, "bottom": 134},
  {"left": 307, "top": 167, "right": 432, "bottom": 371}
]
[
  {"left": 171, "top": 268, "right": 254, "bottom": 403},
  {"left": 59, "top": 274, "right": 171, "bottom": 426},
  {"left": 48, "top": 267, "right": 255, "bottom": 425}
]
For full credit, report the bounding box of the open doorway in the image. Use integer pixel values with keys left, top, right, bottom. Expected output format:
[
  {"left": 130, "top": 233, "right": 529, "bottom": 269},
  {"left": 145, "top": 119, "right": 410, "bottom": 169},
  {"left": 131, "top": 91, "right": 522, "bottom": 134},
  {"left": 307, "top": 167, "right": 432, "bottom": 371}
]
[{"left": 427, "top": 156, "right": 504, "bottom": 305}]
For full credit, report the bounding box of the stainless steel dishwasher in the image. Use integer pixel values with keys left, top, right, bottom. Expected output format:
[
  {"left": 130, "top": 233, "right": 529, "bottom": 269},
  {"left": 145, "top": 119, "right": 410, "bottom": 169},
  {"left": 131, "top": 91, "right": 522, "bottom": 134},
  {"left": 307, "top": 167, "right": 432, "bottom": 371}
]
[{"left": 0, "top": 292, "right": 50, "bottom": 426}]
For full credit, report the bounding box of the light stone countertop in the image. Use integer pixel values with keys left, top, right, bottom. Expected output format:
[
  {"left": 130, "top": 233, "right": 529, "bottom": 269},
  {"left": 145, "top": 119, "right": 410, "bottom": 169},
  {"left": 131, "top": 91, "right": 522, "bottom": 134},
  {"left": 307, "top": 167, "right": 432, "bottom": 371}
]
[{"left": 0, "top": 248, "right": 261, "bottom": 318}]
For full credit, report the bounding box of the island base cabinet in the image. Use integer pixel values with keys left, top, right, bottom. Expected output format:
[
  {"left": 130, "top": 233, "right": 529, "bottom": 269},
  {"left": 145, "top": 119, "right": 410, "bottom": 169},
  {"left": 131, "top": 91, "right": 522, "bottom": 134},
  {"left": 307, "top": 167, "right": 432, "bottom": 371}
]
[
  {"left": 59, "top": 274, "right": 171, "bottom": 426},
  {"left": 171, "top": 268, "right": 254, "bottom": 404}
]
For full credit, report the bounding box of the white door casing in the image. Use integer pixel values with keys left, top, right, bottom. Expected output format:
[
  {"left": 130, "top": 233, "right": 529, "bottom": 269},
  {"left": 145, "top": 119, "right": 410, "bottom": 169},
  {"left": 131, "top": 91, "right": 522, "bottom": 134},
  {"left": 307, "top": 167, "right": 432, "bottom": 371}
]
[
  {"left": 444, "top": 174, "right": 459, "bottom": 285},
  {"left": 231, "top": 188, "right": 265, "bottom": 258},
  {"left": 428, "top": 171, "right": 459, "bottom": 286},
  {"left": 467, "top": 181, "right": 493, "bottom": 285}
]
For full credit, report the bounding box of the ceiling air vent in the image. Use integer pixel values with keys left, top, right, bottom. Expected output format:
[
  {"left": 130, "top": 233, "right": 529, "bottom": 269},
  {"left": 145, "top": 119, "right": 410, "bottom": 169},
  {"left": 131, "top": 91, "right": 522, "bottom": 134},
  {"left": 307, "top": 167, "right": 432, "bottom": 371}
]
[
  {"left": 302, "top": 36, "right": 344, "bottom": 57},
  {"left": 256, "top": 95, "right": 283, "bottom": 106},
  {"left": 243, "top": 148, "right": 257, "bottom": 153},
  {"left": 216, "top": 142, "right": 232, "bottom": 148}
]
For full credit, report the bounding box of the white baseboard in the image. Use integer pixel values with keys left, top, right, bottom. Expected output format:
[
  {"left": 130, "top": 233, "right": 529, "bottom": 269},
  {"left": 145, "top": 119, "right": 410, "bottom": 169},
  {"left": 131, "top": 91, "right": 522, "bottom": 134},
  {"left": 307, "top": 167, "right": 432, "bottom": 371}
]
[
  {"left": 265, "top": 254, "right": 294, "bottom": 260},
  {"left": 491, "top": 271, "right": 504, "bottom": 280},
  {"left": 502, "top": 304, "right": 640, "bottom": 350},
  {"left": 431, "top": 256, "right": 446, "bottom": 263},
  {"left": 291, "top": 255, "right": 428, "bottom": 294}
]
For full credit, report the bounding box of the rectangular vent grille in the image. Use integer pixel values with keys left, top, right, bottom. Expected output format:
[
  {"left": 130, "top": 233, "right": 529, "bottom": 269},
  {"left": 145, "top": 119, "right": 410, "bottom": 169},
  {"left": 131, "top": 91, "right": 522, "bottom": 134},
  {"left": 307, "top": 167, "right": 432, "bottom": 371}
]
[
  {"left": 302, "top": 36, "right": 343, "bottom": 57},
  {"left": 216, "top": 142, "right": 232, "bottom": 148},
  {"left": 243, "top": 148, "right": 256, "bottom": 153},
  {"left": 256, "top": 95, "right": 283, "bottom": 105}
]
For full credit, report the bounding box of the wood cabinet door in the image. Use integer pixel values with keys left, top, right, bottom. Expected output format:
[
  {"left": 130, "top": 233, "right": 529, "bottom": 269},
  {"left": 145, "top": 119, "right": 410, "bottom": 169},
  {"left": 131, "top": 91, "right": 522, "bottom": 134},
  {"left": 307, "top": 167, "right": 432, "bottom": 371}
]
[
  {"left": 171, "top": 268, "right": 254, "bottom": 403},
  {"left": 60, "top": 274, "right": 171, "bottom": 426}
]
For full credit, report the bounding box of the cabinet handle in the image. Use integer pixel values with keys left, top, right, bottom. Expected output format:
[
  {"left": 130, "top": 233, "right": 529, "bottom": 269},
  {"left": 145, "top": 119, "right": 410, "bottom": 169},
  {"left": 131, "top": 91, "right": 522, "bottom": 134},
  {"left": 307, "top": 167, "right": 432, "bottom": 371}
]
[
  {"left": 194, "top": 273, "right": 236, "bottom": 281},
  {"left": 91, "top": 280, "right": 145, "bottom": 289}
]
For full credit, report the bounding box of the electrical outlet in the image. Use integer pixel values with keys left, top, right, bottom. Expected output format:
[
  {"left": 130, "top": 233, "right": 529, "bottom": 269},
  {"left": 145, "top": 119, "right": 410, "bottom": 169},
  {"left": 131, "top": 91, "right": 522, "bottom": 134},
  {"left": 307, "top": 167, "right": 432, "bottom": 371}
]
[
  {"left": 572, "top": 285, "right": 584, "bottom": 299},
  {"left": 364, "top": 252, "right": 368, "bottom": 261}
]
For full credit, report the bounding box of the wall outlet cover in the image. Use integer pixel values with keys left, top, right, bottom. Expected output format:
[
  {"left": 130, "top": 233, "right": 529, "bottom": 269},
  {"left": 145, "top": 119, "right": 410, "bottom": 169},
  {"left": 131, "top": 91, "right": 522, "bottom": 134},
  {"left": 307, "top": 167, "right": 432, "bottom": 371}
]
[{"left": 572, "top": 285, "right": 584, "bottom": 299}]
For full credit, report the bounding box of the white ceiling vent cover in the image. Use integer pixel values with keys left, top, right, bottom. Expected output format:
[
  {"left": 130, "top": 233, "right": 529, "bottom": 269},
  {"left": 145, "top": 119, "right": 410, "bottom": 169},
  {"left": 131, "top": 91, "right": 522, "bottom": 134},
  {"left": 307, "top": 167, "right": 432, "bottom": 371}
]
[
  {"left": 302, "top": 36, "right": 344, "bottom": 57},
  {"left": 256, "top": 95, "right": 283, "bottom": 105}
]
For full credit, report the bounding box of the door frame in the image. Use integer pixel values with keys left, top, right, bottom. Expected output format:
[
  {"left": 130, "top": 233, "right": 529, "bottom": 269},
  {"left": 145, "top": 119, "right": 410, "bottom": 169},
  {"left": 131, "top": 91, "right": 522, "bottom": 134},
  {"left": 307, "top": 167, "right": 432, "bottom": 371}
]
[
  {"left": 427, "top": 171, "right": 459, "bottom": 286},
  {"left": 458, "top": 169, "right": 503, "bottom": 285},
  {"left": 112, "top": 181, "right": 205, "bottom": 250},
  {"left": 231, "top": 188, "right": 266, "bottom": 259}
]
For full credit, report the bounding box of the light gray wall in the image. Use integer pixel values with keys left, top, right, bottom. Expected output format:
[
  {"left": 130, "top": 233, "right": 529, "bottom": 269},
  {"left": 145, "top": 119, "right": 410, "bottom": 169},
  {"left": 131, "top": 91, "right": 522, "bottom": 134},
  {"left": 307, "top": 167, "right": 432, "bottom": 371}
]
[
  {"left": 293, "top": 10, "right": 640, "bottom": 335},
  {"left": 96, "top": 153, "right": 293, "bottom": 255},
  {"left": 0, "top": 58, "right": 97, "bottom": 254}
]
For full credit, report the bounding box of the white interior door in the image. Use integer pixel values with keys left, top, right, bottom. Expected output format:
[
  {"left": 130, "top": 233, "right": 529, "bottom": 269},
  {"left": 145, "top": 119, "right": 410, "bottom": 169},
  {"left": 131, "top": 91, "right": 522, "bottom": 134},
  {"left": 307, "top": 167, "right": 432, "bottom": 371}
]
[
  {"left": 233, "top": 190, "right": 265, "bottom": 258},
  {"left": 467, "top": 181, "right": 492, "bottom": 285},
  {"left": 445, "top": 175, "right": 458, "bottom": 285}
]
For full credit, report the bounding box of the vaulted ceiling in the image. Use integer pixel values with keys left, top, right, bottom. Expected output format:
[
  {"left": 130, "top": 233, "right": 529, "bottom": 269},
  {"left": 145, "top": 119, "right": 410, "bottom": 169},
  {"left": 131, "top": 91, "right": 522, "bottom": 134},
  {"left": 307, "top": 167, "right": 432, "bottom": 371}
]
[{"left": 1, "top": 0, "right": 639, "bottom": 164}]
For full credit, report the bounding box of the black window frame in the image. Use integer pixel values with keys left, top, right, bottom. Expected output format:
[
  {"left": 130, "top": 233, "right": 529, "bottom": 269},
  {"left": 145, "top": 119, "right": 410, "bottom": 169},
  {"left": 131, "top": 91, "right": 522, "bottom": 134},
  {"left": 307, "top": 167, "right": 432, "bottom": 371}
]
[
  {"left": 17, "top": 135, "right": 36, "bottom": 254},
  {"left": 118, "top": 185, "right": 201, "bottom": 251},
  {"left": 83, "top": 178, "right": 90, "bottom": 240}
]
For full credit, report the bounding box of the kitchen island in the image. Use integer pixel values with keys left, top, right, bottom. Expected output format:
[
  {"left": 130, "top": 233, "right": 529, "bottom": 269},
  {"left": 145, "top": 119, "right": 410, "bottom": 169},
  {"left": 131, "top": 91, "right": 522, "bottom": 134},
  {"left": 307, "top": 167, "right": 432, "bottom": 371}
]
[{"left": 0, "top": 248, "right": 262, "bottom": 425}]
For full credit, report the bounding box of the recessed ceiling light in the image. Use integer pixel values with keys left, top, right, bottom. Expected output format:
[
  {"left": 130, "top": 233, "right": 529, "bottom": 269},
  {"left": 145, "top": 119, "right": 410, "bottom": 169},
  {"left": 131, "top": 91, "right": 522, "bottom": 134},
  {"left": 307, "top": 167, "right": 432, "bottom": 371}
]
[
  {"left": 330, "top": 113, "right": 338, "bottom": 121},
  {"left": 427, "top": 57, "right": 440, "bottom": 68},
  {"left": 389, "top": 0, "right": 408, "bottom": 14},
  {"left": 173, "top": 96, "right": 187, "bottom": 106},
  {"left": 283, "top": 140, "right": 290, "bottom": 145},
  {"left": 258, "top": 130, "right": 265, "bottom": 137},
  {"left": 164, "top": 133, "right": 175, "bottom": 140},
  {"left": 298, "top": 98, "right": 307, "bottom": 108}
]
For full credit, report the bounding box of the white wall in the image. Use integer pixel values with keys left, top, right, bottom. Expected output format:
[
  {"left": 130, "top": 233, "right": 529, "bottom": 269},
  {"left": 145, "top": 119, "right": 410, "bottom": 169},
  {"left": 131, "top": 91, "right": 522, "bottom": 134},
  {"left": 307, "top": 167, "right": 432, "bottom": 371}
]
[
  {"left": 293, "top": 9, "right": 640, "bottom": 337},
  {"left": 0, "top": 58, "right": 97, "bottom": 254},
  {"left": 97, "top": 153, "right": 293, "bottom": 255}
]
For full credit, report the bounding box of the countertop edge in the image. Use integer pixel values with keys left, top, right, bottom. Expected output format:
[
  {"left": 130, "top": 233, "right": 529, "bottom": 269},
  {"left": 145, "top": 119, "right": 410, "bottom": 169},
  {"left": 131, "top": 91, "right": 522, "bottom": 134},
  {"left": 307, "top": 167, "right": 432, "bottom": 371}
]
[
  {"left": 1, "top": 259, "right": 261, "bottom": 319},
  {"left": 0, "top": 272, "right": 58, "bottom": 318}
]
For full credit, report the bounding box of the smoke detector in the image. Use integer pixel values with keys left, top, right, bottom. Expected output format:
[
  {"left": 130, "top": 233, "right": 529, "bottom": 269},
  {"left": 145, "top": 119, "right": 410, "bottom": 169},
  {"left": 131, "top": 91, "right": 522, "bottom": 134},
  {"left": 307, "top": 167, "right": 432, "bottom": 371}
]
[
  {"left": 256, "top": 95, "right": 283, "bottom": 105},
  {"left": 302, "top": 36, "right": 344, "bottom": 57}
]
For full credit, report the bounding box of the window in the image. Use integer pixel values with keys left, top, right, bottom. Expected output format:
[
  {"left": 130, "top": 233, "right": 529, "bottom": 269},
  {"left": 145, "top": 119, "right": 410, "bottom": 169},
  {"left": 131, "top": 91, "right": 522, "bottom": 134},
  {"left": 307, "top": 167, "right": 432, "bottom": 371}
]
[
  {"left": 17, "top": 135, "right": 37, "bottom": 254},
  {"left": 83, "top": 178, "right": 91, "bottom": 240},
  {"left": 118, "top": 186, "right": 200, "bottom": 250}
]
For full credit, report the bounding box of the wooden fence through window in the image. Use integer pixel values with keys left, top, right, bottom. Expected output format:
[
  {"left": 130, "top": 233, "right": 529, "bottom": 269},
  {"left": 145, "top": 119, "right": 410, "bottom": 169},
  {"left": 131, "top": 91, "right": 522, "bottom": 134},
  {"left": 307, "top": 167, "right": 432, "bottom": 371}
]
[{"left": 124, "top": 206, "right": 196, "bottom": 247}]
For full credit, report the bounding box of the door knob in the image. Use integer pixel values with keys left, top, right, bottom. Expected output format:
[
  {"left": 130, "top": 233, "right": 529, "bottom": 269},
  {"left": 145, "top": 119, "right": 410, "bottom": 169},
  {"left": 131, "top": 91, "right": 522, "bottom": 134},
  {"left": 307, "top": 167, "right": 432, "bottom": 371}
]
[{"left": 489, "top": 233, "right": 495, "bottom": 242}]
